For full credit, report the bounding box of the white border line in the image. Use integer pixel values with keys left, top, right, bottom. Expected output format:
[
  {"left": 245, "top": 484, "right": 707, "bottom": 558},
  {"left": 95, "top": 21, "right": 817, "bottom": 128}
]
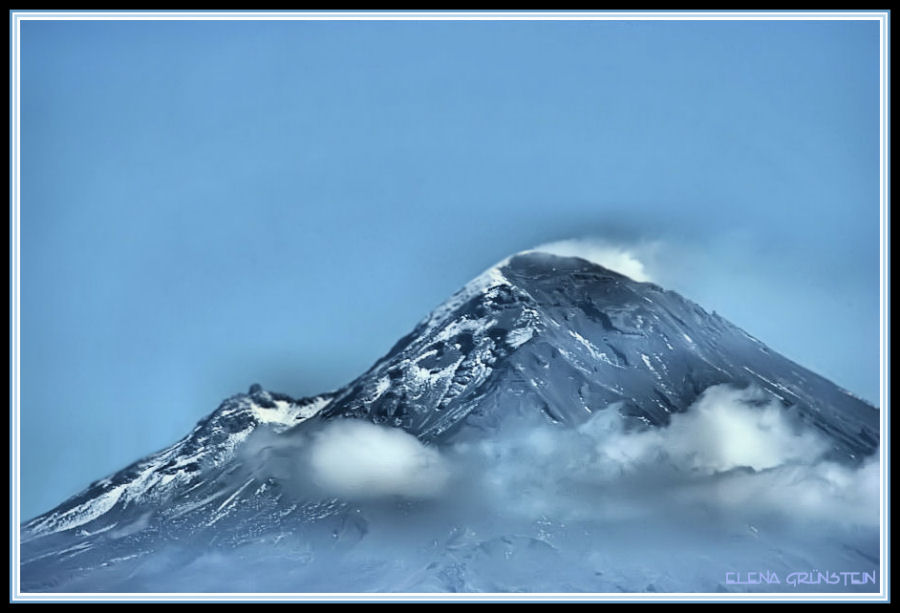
[
  {"left": 8, "top": 9, "right": 890, "bottom": 603},
  {"left": 11, "top": 8, "right": 21, "bottom": 601}
]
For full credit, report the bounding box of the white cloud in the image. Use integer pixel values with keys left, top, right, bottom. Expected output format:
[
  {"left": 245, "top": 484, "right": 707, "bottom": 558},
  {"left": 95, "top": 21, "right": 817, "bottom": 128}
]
[
  {"left": 532, "top": 238, "right": 656, "bottom": 282},
  {"left": 459, "top": 384, "right": 878, "bottom": 528},
  {"left": 648, "top": 384, "right": 830, "bottom": 473},
  {"left": 243, "top": 384, "right": 877, "bottom": 531},
  {"left": 681, "top": 453, "right": 881, "bottom": 527},
  {"left": 308, "top": 420, "right": 450, "bottom": 499}
]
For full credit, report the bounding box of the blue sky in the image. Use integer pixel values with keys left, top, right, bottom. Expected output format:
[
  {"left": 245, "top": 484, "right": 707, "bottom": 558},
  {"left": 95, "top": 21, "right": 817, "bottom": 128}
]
[{"left": 19, "top": 18, "right": 881, "bottom": 519}]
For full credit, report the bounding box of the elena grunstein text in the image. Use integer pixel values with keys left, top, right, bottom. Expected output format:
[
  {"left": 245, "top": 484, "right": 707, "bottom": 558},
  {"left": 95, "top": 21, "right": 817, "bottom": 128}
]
[{"left": 725, "top": 570, "right": 878, "bottom": 588}]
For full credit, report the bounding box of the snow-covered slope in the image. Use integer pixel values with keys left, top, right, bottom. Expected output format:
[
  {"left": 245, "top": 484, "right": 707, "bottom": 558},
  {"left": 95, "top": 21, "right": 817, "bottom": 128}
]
[
  {"left": 323, "top": 252, "right": 876, "bottom": 458},
  {"left": 23, "top": 388, "right": 332, "bottom": 539},
  {"left": 19, "top": 252, "right": 880, "bottom": 593}
]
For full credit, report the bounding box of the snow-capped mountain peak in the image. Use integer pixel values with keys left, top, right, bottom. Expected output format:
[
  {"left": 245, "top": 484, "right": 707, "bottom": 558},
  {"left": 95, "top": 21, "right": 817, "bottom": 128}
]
[{"left": 20, "top": 251, "right": 879, "bottom": 593}]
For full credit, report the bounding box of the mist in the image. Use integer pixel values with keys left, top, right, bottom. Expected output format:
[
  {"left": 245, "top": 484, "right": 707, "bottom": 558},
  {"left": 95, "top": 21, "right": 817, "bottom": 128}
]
[{"left": 83, "top": 383, "right": 880, "bottom": 593}]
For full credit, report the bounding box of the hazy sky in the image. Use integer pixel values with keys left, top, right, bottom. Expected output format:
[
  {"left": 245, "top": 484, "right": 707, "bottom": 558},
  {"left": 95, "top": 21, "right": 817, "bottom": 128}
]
[{"left": 19, "top": 18, "right": 881, "bottom": 519}]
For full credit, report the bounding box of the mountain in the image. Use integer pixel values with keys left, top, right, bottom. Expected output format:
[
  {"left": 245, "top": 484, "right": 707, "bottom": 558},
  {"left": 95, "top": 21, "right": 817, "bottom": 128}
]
[{"left": 19, "top": 252, "right": 880, "bottom": 593}]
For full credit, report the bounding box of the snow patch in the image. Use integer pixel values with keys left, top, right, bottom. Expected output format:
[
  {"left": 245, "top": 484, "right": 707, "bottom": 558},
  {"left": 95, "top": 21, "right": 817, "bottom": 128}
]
[
  {"left": 371, "top": 377, "right": 391, "bottom": 401},
  {"left": 28, "top": 483, "right": 128, "bottom": 535},
  {"left": 420, "top": 260, "right": 511, "bottom": 335},
  {"left": 250, "top": 396, "right": 331, "bottom": 432},
  {"left": 506, "top": 326, "right": 535, "bottom": 348}
]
